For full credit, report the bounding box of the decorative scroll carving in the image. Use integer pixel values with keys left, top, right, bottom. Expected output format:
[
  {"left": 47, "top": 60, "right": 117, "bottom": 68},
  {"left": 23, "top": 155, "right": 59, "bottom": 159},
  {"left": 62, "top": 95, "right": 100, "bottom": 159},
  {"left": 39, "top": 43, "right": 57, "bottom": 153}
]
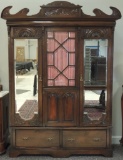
[
  {"left": 48, "top": 92, "right": 60, "bottom": 98},
  {"left": 93, "top": 7, "right": 121, "bottom": 18},
  {"left": 2, "top": 6, "right": 29, "bottom": 18},
  {"left": 83, "top": 28, "right": 111, "bottom": 39},
  {"left": 12, "top": 27, "right": 42, "bottom": 38},
  {"left": 41, "top": 1, "right": 81, "bottom": 17},
  {"left": 14, "top": 114, "right": 40, "bottom": 126},
  {"left": 83, "top": 113, "right": 106, "bottom": 125},
  {"left": 1, "top": 1, "right": 121, "bottom": 20}
]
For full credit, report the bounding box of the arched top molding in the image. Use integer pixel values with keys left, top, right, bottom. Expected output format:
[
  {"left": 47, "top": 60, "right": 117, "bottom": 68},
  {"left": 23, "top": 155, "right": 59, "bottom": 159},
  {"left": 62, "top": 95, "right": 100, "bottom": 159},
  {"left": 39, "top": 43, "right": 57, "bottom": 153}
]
[{"left": 1, "top": 1, "right": 121, "bottom": 21}]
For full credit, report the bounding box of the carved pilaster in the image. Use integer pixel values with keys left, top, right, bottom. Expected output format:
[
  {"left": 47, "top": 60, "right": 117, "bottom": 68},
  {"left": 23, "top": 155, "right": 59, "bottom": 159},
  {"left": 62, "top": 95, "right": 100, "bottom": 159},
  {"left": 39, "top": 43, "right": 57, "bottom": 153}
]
[{"left": 77, "top": 27, "right": 82, "bottom": 40}]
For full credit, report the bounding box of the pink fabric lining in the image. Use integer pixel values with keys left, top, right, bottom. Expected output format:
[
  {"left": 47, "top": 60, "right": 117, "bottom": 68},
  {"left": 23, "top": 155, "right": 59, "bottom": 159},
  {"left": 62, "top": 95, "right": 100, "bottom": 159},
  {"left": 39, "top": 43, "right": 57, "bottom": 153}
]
[{"left": 47, "top": 31, "right": 76, "bottom": 86}]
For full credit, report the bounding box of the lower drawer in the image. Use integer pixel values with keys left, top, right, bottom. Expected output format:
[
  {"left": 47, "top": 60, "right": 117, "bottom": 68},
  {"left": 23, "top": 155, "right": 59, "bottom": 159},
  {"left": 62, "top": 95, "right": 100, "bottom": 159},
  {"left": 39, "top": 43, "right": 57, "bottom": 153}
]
[
  {"left": 63, "top": 130, "right": 107, "bottom": 148},
  {"left": 15, "top": 129, "right": 59, "bottom": 147}
]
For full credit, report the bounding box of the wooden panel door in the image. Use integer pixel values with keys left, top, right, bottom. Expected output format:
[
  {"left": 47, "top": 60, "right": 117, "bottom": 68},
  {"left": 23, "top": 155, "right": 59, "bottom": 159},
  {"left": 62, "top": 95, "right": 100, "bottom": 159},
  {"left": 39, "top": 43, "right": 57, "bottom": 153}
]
[
  {"left": 43, "top": 89, "right": 79, "bottom": 126},
  {"left": 43, "top": 28, "right": 79, "bottom": 126}
]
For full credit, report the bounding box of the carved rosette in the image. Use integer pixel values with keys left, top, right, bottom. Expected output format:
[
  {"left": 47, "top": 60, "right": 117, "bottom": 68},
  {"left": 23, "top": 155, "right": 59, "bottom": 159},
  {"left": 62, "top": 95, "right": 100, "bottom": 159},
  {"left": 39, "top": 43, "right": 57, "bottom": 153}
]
[
  {"left": 14, "top": 114, "right": 41, "bottom": 126},
  {"left": 83, "top": 28, "right": 111, "bottom": 39},
  {"left": 11, "top": 27, "right": 42, "bottom": 38}
]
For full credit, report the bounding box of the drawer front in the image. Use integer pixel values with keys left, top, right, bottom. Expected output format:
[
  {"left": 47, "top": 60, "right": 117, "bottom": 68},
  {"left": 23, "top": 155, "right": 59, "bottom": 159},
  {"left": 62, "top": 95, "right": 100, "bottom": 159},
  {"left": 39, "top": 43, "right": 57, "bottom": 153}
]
[
  {"left": 15, "top": 130, "right": 59, "bottom": 147},
  {"left": 63, "top": 130, "right": 106, "bottom": 148}
]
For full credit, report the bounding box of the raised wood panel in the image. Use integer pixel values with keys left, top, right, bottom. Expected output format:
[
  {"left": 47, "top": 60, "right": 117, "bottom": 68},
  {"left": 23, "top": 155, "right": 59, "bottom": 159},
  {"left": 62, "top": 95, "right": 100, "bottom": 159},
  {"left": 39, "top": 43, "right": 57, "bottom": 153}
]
[
  {"left": 15, "top": 129, "right": 59, "bottom": 147},
  {"left": 62, "top": 93, "right": 75, "bottom": 121},
  {"left": 43, "top": 89, "right": 78, "bottom": 126},
  {"left": 63, "top": 130, "right": 106, "bottom": 148},
  {"left": 48, "top": 93, "right": 59, "bottom": 121}
]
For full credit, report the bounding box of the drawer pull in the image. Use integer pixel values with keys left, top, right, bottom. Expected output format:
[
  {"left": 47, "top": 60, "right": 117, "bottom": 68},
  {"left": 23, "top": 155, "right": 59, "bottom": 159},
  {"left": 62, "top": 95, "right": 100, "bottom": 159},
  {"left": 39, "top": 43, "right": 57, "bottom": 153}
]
[
  {"left": 22, "top": 137, "right": 29, "bottom": 140},
  {"left": 93, "top": 138, "right": 100, "bottom": 141},
  {"left": 67, "top": 138, "right": 75, "bottom": 142},
  {"left": 47, "top": 137, "right": 53, "bottom": 141}
]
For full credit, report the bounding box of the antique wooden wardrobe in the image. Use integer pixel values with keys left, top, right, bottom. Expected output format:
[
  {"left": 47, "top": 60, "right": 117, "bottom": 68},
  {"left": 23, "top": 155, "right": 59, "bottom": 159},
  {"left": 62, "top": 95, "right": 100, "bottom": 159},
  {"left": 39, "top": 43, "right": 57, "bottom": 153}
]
[{"left": 1, "top": 1, "right": 121, "bottom": 157}]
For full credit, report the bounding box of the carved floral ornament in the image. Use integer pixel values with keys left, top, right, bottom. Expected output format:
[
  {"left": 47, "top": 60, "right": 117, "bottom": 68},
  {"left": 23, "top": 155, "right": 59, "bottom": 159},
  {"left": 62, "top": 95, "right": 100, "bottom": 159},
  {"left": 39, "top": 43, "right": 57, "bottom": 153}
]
[
  {"left": 14, "top": 114, "right": 40, "bottom": 126},
  {"left": 1, "top": 1, "right": 121, "bottom": 21},
  {"left": 11, "top": 27, "right": 43, "bottom": 38}
]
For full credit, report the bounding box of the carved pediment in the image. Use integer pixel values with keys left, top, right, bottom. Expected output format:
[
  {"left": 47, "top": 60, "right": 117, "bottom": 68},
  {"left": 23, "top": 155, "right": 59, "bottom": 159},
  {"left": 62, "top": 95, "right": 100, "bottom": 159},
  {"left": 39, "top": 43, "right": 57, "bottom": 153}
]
[
  {"left": 43, "top": 1, "right": 79, "bottom": 7},
  {"left": 1, "top": 1, "right": 121, "bottom": 21}
]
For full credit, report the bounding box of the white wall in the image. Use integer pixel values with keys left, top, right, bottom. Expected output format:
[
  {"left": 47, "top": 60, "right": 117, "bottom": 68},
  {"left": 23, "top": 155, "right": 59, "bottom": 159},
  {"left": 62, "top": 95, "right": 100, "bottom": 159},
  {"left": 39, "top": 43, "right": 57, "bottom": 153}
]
[{"left": 0, "top": 0, "right": 123, "bottom": 144}]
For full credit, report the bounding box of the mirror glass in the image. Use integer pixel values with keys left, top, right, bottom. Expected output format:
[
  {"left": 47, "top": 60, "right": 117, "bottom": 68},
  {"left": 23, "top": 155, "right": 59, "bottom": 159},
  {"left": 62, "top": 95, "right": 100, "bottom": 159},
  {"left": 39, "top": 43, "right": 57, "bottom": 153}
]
[
  {"left": 84, "top": 89, "right": 107, "bottom": 121},
  {"left": 14, "top": 39, "right": 38, "bottom": 120},
  {"left": 84, "top": 39, "right": 108, "bottom": 85}
]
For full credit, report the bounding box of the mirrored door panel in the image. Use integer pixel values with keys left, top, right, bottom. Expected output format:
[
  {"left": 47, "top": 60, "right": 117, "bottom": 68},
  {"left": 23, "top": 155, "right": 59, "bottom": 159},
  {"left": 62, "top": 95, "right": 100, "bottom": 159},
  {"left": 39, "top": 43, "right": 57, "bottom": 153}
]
[
  {"left": 83, "top": 89, "right": 107, "bottom": 123},
  {"left": 14, "top": 39, "right": 38, "bottom": 120},
  {"left": 84, "top": 39, "right": 108, "bottom": 86}
]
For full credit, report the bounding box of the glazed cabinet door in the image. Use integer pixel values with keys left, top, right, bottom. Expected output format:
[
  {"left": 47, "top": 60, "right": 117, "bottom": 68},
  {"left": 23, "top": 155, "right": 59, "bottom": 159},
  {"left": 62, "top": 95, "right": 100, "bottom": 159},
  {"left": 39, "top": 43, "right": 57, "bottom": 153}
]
[
  {"left": 80, "top": 28, "right": 113, "bottom": 126},
  {"left": 9, "top": 27, "right": 43, "bottom": 126},
  {"left": 43, "top": 28, "right": 79, "bottom": 126}
]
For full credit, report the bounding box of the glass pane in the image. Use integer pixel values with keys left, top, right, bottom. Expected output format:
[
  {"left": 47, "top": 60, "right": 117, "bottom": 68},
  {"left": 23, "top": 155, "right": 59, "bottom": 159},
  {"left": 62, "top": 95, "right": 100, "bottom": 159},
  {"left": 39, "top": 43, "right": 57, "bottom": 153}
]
[
  {"left": 47, "top": 31, "right": 76, "bottom": 86},
  {"left": 84, "top": 89, "right": 106, "bottom": 121},
  {"left": 47, "top": 32, "right": 54, "bottom": 38},
  {"left": 14, "top": 39, "right": 38, "bottom": 120},
  {"left": 47, "top": 53, "right": 54, "bottom": 65},
  {"left": 69, "top": 53, "right": 75, "bottom": 65},
  {"left": 54, "top": 48, "right": 68, "bottom": 71},
  {"left": 54, "top": 32, "right": 68, "bottom": 43},
  {"left": 55, "top": 74, "right": 68, "bottom": 86},
  {"left": 47, "top": 39, "right": 59, "bottom": 52},
  {"left": 84, "top": 39, "right": 108, "bottom": 86},
  {"left": 69, "top": 80, "right": 75, "bottom": 86},
  {"left": 63, "top": 39, "right": 75, "bottom": 52},
  {"left": 63, "top": 66, "right": 75, "bottom": 79},
  {"left": 69, "top": 32, "right": 75, "bottom": 38},
  {"left": 48, "top": 66, "right": 60, "bottom": 79}
]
